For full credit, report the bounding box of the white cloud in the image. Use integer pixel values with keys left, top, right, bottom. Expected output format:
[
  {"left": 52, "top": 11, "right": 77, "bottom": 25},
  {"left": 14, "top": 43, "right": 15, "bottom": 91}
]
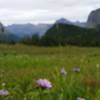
[{"left": 0, "top": 0, "right": 100, "bottom": 25}]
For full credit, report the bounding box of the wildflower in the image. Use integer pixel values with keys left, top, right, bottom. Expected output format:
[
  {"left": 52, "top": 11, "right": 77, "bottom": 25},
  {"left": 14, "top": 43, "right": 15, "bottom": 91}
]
[
  {"left": 60, "top": 68, "right": 67, "bottom": 76},
  {"left": 0, "top": 89, "right": 9, "bottom": 96},
  {"left": 77, "top": 97, "right": 85, "bottom": 100},
  {"left": 72, "top": 67, "right": 80, "bottom": 73},
  {"left": 36, "top": 79, "right": 52, "bottom": 89},
  {"left": 96, "top": 64, "right": 100, "bottom": 68},
  {"left": 2, "top": 83, "right": 5, "bottom": 86}
]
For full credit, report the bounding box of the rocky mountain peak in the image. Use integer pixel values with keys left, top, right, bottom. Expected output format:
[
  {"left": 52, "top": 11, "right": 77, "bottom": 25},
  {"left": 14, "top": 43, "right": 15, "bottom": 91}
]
[
  {"left": 87, "top": 8, "right": 100, "bottom": 28},
  {"left": 56, "top": 18, "right": 72, "bottom": 24}
]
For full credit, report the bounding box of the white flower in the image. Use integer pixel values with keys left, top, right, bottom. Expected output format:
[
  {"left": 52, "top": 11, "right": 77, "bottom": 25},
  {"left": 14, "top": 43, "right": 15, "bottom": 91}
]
[
  {"left": 96, "top": 64, "right": 100, "bottom": 68},
  {"left": 60, "top": 68, "right": 67, "bottom": 76},
  {"left": 2, "top": 83, "right": 6, "bottom": 87},
  {"left": 77, "top": 97, "right": 85, "bottom": 100},
  {"left": 72, "top": 67, "right": 80, "bottom": 73}
]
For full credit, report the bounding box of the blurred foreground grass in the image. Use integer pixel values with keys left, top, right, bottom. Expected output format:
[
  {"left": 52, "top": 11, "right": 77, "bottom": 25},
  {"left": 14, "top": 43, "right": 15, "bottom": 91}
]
[{"left": 0, "top": 44, "right": 100, "bottom": 99}]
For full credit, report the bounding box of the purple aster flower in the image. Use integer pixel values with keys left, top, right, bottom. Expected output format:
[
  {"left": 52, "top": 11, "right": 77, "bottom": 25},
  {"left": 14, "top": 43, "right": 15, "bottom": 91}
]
[
  {"left": 60, "top": 68, "right": 67, "bottom": 76},
  {"left": 0, "top": 89, "right": 9, "bottom": 96},
  {"left": 36, "top": 79, "right": 52, "bottom": 89}
]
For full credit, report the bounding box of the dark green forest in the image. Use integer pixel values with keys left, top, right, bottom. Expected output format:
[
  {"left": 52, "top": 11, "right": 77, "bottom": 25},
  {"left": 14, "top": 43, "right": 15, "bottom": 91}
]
[{"left": 40, "top": 24, "right": 100, "bottom": 46}]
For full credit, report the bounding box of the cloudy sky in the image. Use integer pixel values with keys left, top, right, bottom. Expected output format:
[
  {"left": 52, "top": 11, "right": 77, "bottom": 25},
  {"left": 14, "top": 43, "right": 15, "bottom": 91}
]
[{"left": 0, "top": 0, "right": 100, "bottom": 25}]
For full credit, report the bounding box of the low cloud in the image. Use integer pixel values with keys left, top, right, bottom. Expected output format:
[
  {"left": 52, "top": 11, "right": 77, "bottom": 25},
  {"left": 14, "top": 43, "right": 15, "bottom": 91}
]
[{"left": 0, "top": 0, "right": 99, "bottom": 25}]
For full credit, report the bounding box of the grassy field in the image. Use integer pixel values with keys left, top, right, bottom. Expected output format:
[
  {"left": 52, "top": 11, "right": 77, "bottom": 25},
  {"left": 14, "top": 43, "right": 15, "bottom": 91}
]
[{"left": 0, "top": 44, "right": 100, "bottom": 100}]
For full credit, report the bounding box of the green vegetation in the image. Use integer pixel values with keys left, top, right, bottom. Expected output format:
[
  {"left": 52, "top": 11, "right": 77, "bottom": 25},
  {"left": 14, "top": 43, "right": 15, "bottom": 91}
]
[
  {"left": 20, "top": 23, "right": 100, "bottom": 47},
  {"left": 0, "top": 44, "right": 100, "bottom": 99},
  {"left": 1, "top": 23, "right": 100, "bottom": 47},
  {"left": 41, "top": 23, "right": 100, "bottom": 46}
]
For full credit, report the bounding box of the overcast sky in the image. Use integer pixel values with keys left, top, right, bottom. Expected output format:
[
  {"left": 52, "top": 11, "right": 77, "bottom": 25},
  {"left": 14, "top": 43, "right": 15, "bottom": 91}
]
[{"left": 0, "top": 0, "right": 100, "bottom": 25}]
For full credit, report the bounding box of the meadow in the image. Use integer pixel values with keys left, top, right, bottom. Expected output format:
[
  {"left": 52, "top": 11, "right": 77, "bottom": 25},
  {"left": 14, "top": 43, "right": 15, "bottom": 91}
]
[{"left": 0, "top": 44, "right": 100, "bottom": 100}]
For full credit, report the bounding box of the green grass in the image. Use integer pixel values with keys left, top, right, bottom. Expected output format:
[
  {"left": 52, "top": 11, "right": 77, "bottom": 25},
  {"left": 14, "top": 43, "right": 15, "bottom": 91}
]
[{"left": 0, "top": 44, "right": 100, "bottom": 100}]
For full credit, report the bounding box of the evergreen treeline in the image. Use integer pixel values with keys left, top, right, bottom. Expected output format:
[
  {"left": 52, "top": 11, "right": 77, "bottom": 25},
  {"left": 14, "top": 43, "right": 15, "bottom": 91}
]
[
  {"left": 40, "top": 24, "right": 100, "bottom": 46},
  {"left": 1, "top": 23, "right": 100, "bottom": 47}
]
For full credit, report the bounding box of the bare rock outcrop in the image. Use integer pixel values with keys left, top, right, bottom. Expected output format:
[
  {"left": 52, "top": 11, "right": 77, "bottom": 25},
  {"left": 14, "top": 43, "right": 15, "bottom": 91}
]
[{"left": 87, "top": 8, "right": 100, "bottom": 28}]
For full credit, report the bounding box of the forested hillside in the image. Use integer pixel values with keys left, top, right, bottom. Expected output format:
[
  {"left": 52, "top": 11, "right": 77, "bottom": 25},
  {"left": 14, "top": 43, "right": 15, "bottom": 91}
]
[{"left": 41, "top": 23, "right": 100, "bottom": 46}]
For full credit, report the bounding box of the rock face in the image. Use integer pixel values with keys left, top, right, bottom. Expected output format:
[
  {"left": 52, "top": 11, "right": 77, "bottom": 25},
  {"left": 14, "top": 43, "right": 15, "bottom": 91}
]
[
  {"left": 87, "top": 8, "right": 100, "bottom": 28},
  {"left": 0, "top": 22, "right": 5, "bottom": 33}
]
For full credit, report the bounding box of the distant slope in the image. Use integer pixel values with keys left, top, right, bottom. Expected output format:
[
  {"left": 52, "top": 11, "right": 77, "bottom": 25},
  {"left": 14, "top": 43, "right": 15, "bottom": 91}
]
[
  {"left": 56, "top": 18, "right": 86, "bottom": 28},
  {"left": 41, "top": 23, "right": 100, "bottom": 46},
  {"left": 6, "top": 23, "right": 52, "bottom": 38},
  {"left": 6, "top": 19, "right": 87, "bottom": 40},
  {"left": 0, "top": 22, "right": 20, "bottom": 43}
]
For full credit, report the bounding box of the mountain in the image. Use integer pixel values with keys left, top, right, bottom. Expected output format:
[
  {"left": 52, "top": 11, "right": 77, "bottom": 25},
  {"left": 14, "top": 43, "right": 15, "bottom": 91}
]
[
  {"left": 3, "top": 8, "right": 100, "bottom": 45},
  {"left": 41, "top": 23, "right": 100, "bottom": 46},
  {"left": 73, "top": 21, "right": 86, "bottom": 28},
  {"left": 6, "top": 23, "right": 52, "bottom": 38},
  {"left": 0, "top": 22, "right": 20, "bottom": 43},
  {"left": 5, "top": 18, "right": 87, "bottom": 40},
  {"left": 87, "top": 8, "right": 100, "bottom": 28},
  {"left": 41, "top": 8, "right": 100, "bottom": 46},
  {"left": 56, "top": 8, "right": 100, "bottom": 29},
  {"left": 35, "top": 24, "right": 52, "bottom": 36},
  {"left": 56, "top": 18, "right": 72, "bottom": 24},
  {"left": 56, "top": 18, "right": 86, "bottom": 28}
]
